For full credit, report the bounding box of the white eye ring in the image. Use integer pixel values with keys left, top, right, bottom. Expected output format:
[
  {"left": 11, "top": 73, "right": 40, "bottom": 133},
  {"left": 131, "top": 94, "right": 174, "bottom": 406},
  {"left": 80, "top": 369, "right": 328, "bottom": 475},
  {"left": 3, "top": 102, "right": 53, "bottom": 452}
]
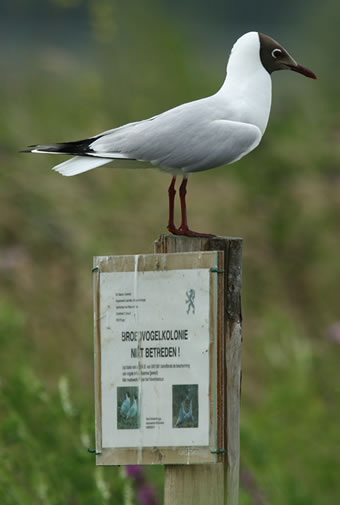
[{"left": 272, "top": 48, "right": 282, "bottom": 59}]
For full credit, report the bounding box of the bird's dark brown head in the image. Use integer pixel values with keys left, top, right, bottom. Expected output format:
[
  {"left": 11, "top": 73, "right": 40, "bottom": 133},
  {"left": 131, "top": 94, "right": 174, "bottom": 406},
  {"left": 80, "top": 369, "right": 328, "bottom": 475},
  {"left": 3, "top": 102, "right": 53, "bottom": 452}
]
[{"left": 259, "top": 33, "right": 317, "bottom": 79}]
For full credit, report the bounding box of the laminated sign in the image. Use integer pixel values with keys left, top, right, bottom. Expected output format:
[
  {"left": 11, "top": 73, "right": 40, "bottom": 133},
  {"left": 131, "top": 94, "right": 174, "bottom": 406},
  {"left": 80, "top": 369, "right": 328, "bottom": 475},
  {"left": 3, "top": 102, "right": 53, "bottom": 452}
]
[{"left": 93, "top": 251, "right": 224, "bottom": 465}]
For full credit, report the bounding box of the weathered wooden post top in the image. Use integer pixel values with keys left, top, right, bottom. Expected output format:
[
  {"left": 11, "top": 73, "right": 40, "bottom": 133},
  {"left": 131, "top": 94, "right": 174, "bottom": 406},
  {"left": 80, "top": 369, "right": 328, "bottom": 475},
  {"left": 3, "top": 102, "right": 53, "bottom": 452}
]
[{"left": 92, "top": 235, "right": 242, "bottom": 505}]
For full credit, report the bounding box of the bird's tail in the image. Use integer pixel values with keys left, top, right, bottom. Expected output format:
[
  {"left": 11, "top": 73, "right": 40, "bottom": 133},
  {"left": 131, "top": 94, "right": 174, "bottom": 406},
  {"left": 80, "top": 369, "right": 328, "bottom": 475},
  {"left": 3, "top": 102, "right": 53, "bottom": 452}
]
[
  {"left": 21, "top": 138, "right": 111, "bottom": 176},
  {"left": 21, "top": 138, "right": 95, "bottom": 156}
]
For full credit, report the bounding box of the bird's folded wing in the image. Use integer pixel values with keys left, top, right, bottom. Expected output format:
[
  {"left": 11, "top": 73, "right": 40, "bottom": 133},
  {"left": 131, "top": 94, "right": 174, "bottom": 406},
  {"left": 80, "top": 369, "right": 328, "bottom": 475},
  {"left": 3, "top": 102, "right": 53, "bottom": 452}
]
[{"left": 89, "top": 114, "right": 262, "bottom": 172}]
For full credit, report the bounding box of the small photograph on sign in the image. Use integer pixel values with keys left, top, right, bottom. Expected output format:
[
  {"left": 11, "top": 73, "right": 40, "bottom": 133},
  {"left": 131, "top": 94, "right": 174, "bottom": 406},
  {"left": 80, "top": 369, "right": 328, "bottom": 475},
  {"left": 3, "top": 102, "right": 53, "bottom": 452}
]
[
  {"left": 172, "top": 384, "right": 199, "bottom": 428},
  {"left": 117, "top": 386, "right": 140, "bottom": 430}
]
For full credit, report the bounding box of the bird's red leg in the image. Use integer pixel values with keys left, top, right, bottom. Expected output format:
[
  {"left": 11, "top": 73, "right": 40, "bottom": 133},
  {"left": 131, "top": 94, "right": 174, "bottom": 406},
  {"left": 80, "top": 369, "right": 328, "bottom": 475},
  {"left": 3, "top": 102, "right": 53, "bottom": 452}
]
[
  {"left": 178, "top": 177, "right": 189, "bottom": 231},
  {"left": 167, "top": 176, "right": 179, "bottom": 234},
  {"left": 177, "top": 176, "right": 215, "bottom": 238}
]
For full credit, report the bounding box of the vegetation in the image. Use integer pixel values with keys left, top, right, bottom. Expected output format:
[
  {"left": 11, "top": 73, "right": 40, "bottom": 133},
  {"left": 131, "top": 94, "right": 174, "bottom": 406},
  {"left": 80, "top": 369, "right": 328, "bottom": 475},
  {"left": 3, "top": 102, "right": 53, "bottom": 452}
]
[{"left": 0, "top": 1, "right": 339, "bottom": 504}]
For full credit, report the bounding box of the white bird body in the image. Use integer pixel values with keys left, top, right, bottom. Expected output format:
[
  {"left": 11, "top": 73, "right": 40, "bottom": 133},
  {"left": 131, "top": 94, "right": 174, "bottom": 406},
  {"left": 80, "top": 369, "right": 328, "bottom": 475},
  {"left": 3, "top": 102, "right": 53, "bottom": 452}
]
[
  {"left": 120, "top": 393, "right": 130, "bottom": 417},
  {"left": 126, "top": 397, "right": 137, "bottom": 419},
  {"left": 184, "top": 399, "right": 194, "bottom": 422},
  {"left": 176, "top": 398, "right": 194, "bottom": 425},
  {"left": 175, "top": 401, "right": 186, "bottom": 426},
  {"left": 24, "top": 31, "right": 315, "bottom": 236}
]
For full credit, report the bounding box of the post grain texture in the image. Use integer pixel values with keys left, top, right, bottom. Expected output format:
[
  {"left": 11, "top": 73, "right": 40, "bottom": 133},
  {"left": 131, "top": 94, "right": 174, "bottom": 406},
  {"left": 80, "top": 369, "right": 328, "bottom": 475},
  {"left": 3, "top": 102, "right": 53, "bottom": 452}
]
[{"left": 154, "top": 235, "right": 242, "bottom": 505}]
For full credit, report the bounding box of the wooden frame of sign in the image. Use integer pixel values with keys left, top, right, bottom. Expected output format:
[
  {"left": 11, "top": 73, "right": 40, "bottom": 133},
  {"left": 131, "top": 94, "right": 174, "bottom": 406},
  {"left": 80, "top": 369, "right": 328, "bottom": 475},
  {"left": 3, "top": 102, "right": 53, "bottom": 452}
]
[{"left": 93, "top": 251, "right": 224, "bottom": 465}]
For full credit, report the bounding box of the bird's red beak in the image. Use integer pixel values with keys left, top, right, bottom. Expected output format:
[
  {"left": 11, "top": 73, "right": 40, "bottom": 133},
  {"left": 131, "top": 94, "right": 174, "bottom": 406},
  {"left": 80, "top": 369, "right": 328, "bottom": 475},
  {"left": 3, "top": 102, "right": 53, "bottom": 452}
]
[{"left": 288, "top": 63, "right": 317, "bottom": 80}]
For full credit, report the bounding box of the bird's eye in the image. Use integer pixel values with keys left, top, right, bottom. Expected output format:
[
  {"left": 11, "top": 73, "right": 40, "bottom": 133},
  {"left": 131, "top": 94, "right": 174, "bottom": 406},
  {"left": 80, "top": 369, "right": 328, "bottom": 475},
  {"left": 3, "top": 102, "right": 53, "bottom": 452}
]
[{"left": 272, "top": 48, "right": 282, "bottom": 59}]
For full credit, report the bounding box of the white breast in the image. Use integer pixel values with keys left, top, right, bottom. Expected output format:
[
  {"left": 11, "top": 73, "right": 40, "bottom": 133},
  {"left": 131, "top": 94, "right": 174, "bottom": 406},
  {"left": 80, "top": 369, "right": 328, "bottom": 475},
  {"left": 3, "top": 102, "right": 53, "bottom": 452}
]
[{"left": 217, "top": 32, "right": 272, "bottom": 135}]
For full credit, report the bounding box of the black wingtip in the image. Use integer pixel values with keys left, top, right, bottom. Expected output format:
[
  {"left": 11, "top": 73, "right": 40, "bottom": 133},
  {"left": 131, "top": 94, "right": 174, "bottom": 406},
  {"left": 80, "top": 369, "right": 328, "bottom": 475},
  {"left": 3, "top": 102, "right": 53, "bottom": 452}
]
[
  {"left": 19, "top": 137, "right": 99, "bottom": 155},
  {"left": 19, "top": 144, "right": 38, "bottom": 153}
]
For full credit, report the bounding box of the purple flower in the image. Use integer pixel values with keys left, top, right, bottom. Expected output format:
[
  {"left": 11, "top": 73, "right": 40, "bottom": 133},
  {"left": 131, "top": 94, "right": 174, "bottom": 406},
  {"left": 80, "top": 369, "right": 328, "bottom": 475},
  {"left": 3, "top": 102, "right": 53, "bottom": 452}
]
[
  {"left": 326, "top": 322, "right": 340, "bottom": 343},
  {"left": 137, "top": 483, "right": 159, "bottom": 505},
  {"left": 125, "top": 466, "right": 160, "bottom": 505},
  {"left": 126, "top": 465, "right": 144, "bottom": 481}
]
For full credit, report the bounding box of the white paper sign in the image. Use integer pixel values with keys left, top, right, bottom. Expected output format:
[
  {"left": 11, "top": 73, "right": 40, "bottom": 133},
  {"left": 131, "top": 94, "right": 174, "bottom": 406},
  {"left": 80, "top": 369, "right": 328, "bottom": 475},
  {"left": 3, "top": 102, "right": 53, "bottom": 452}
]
[{"left": 100, "top": 268, "right": 211, "bottom": 448}]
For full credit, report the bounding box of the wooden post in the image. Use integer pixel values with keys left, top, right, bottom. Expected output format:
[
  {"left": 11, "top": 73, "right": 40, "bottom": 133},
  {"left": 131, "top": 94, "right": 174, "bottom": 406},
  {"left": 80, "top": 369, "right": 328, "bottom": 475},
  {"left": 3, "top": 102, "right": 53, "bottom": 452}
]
[{"left": 154, "top": 235, "right": 242, "bottom": 505}]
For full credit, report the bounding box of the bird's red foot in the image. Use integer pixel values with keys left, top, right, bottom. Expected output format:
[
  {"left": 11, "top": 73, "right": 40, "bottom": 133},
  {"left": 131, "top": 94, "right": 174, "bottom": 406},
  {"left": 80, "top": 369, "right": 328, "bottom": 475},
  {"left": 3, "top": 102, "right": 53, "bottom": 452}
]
[
  {"left": 178, "top": 226, "right": 216, "bottom": 238},
  {"left": 168, "top": 224, "right": 215, "bottom": 238},
  {"left": 167, "top": 223, "right": 180, "bottom": 235}
]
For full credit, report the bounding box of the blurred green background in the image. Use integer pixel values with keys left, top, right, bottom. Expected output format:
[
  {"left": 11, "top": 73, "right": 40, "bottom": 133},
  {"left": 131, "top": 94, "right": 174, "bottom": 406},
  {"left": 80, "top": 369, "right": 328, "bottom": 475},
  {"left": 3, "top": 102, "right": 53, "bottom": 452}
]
[{"left": 0, "top": 0, "right": 339, "bottom": 504}]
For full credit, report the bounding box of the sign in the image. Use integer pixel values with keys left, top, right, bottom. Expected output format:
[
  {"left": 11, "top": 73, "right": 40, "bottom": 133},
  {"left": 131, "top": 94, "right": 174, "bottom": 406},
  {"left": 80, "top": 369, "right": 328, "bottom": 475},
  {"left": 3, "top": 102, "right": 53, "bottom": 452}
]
[{"left": 93, "top": 252, "right": 224, "bottom": 465}]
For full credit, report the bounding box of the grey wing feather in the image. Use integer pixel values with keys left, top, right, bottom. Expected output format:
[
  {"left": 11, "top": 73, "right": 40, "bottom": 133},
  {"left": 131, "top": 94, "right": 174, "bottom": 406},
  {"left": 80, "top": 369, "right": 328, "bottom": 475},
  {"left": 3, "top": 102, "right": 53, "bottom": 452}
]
[{"left": 90, "top": 97, "right": 262, "bottom": 172}]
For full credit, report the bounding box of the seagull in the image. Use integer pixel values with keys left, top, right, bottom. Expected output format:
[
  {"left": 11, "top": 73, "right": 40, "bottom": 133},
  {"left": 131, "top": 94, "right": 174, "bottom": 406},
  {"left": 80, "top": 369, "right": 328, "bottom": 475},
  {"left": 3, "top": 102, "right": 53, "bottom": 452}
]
[
  {"left": 120, "top": 392, "right": 130, "bottom": 417},
  {"left": 175, "top": 400, "right": 186, "bottom": 426},
  {"left": 126, "top": 395, "right": 138, "bottom": 420},
  {"left": 23, "top": 32, "right": 316, "bottom": 237},
  {"left": 183, "top": 398, "right": 194, "bottom": 423}
]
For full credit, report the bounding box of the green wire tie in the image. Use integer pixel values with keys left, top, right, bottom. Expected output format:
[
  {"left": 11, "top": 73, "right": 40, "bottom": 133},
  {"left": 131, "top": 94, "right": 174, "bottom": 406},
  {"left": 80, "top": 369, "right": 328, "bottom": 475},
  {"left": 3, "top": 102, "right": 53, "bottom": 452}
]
[
  {"left": 210, "top": 267, "right": 224, "bottom": 274},
  {"left": 92, "top": 266, "right": 99, "bottom": 273},
  {"left": 88, "top": 448, "right": 102, "bottom": 455},
  {"left": 210, "top": 448, "right": 225, "bottom": 454}
]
